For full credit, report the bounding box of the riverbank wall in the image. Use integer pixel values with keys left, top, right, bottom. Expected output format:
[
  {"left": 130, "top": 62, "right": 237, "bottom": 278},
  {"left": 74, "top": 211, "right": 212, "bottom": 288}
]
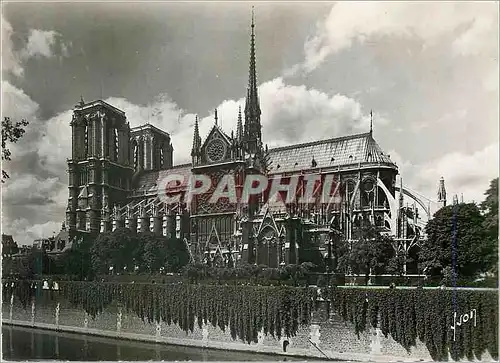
[{"left": 2, "top": 286, "right": 496, "bottom": 362}]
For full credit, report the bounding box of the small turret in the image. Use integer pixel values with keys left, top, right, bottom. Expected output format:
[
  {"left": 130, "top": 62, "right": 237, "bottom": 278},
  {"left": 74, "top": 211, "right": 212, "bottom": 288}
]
[
  {"left": 191, "top": 116, "right": 202, "bottom": 162},
  {"left": 236, "top": 105, "right": 244, "bottom": 143},
  {"left": 399, "top": 176, "right": 404, "bottom": 208},
  {"left": 437, "top": 177, "right": 447, "bottom": 208},
  {"left": 369, "top": 110, "right": 373, "bottom": 135}
]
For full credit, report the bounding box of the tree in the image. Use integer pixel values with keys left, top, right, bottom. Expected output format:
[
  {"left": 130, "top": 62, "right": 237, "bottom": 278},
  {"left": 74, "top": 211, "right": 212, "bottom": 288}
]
[
  {"left": 140, "top": 232, "right": 167, "bottom": 273},
  {"left": 420, "top": 202, "right": 495, "bottom": 281},
  {"left": 10, "top": 247, "right": 59, "bottom": 279},
  {"left": 480, "top": 178, "right": 498, "bottom": 275},
  {"left": 298, "top": 234, "right": 325, "bottom": 272},
  {"left": 2, "top": 117, "right": 29, "bottom": 182},
  {"left": 337, "top": 224, "right": 396, "bottom": 285},
  {"left": 165, "top": 238, "right": 190, "bottom": 273},
  {"left": 60, "top": 247, "right": 93, "bottom": 280},
  {"left": 90, "top": 228, "right": 139, "bottom": 274}
]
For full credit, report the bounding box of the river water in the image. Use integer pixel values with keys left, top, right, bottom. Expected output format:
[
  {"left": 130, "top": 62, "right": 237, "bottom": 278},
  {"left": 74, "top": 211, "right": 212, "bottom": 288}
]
[{"left": 2, "top": 325, "right": 300, "bottom": 361}]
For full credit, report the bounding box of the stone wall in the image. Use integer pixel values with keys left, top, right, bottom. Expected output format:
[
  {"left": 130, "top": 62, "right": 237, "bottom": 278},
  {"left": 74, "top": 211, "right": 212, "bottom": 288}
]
[{"left": 1, "top": 294, "right": 492, "bottom": 362}]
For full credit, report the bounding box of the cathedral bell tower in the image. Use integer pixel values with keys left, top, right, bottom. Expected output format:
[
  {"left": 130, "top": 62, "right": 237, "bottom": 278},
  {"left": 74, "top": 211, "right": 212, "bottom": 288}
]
[{"left": 66, "top": 99, "right": 134, "bottom": 236}]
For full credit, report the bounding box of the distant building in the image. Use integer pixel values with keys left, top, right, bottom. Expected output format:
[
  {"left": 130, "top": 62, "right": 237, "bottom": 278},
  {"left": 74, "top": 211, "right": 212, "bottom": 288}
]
[
  {"left": 32, "top": 222, "right": 72, "bottom": 256},
  {"left": 2, "top": 234, "right": 19, "bottom": 258}
]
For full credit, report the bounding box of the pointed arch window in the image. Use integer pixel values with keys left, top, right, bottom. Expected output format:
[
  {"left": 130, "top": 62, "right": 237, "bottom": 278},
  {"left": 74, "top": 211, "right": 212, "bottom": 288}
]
[
  {"left": 114, "top": 128, "right": 119, "bottom": 161},
  {"left": 346, "top": 180, "right": 356, "bottom": 199},
  {"left": 79, "top": 166, "right": 88, "bottom": 185},
  {"left": 84, "top": 124, "right": 89, "bottom": 158},
  {"left": 160, "top": 146, "right": 164, "bottom": 168},
  {"left": 132, "top": 140, "right": 139, "bottom": 169}
]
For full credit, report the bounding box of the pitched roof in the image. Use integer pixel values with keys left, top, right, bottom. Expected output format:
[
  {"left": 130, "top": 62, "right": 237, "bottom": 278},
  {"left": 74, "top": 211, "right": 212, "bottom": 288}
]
[
  {"left": 74, "top": 99, "right": 125, "bottom": 116},
  {"left": 129, "top": 132, "right": 395, "bottom": 197},
  {"left": 201, "top": 124, "right": 232, "bottom": 149},
  {"left": 267, "top": 132, "right": 395, "bottom": 174},
  {"left": 131, "top": 123, "right": 171, "bottom": 138},
  {"left": 132, "top": 163, "right": 192, "bottom": 196}
]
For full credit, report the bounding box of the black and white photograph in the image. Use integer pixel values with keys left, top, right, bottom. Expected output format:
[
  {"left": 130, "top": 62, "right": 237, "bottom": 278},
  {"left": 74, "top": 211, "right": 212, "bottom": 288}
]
[{"left": 1, "top": 1, "right": 499, "bottom": 362}]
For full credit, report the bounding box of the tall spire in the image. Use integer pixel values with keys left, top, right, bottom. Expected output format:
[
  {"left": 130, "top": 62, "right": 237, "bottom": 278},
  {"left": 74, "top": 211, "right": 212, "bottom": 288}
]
[
  {"left": 243, "top": 6, "right": 262, "bottom": 154},
  {"left": 236, "top": 105, "right": 243, "bottom": 141},
  {"left": 191, "top": 115, "right": 201, "bottom": 157},
  {"left": 214, "top": 109, "right": 218, "bottom": 126}
]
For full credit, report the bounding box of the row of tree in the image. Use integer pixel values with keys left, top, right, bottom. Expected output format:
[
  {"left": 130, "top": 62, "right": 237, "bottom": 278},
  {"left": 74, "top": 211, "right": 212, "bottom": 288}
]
[{"left": 4, "top": 228, "right": 190, "bottom": 280}]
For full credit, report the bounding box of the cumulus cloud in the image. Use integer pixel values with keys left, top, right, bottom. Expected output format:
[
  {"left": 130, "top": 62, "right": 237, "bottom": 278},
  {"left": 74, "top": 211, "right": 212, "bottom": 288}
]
[
  {"left": 21, "top": 29, "right": 60, "bottom": 59},
  {"left": 6, "top": 218, "right": 63, "bottom": 245},
  {"left": 2, "top": 80, "right": 40, "bottom": 120},
  {"left": 2, "top": 81, "right": 40, "bottom": 162},
  {"left": 388, "top": 143, "right": 499, "bottom": 216},
  {"left": 483, "top": 67, "right": 499, "bottom": 93},
  {"left": 2, "top": 81, "right": 69, "bottom": 245},
  {"left": 259, "top": 78, "right": 387, "bottom": 146},
  {"left": 2, "top": 15, "right": 71, "bottom": 78},
  {"left": 106, "top": 77, "right": 379, "bottom": 164},
  {"left": 291, "top": 2, "right": 498, "bottom": 74},
  {"left": 2, "top": 175, "right": 65, "bottom": 206},
  {"left": 2, "top": 16, "right": 24, "bottom": 77}
]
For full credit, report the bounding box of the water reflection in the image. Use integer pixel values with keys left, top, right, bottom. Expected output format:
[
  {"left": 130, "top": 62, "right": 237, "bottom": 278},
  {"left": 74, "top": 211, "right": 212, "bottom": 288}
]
[{"left": 2, "top": 325, "right": 297, "bottom": 361}]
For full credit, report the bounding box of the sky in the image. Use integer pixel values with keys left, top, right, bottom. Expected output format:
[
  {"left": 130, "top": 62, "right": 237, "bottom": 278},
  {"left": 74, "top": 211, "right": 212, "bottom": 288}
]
[{"left": 2, "top": 1, "right": 499, "bottom": 245}]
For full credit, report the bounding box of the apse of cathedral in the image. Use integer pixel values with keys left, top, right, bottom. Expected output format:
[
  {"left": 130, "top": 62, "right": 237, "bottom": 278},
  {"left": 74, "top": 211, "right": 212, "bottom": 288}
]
[{"left": 65, "top": 13, "right": 442, "bottom": 270}]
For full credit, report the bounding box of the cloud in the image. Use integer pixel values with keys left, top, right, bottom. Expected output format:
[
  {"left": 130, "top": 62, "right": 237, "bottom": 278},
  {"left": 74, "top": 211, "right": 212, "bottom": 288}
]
[
  {"left": 2, "top": 15, "right": 71, "bottom": 78},
  {"left": 2, "top": 175, "right": 65, "bottom": 206},
  {"left": 23, "top": 30, "right": 59, "bottom": 58},
  {"left": 2, "top": 80, "right": 40, "bottom": 120},
  {"left": 259, "top": 78, "right": 376, "bottom": 146},
  {"left": 2, "top": 81, "right": 69, "bottom": 245},
  {"left": 411, "top": 108, "right": 469, "bottom": 133},
  {"left": 6, "top": 218, "right": 63, "bottom": 246},
  {"left": 389, "top": 143, "right": 499, "bottom": 215},
  {"left": 483, "top": 67, "right": 499, "bottom": 93},
  {"left": 292, "top": 2, "right": 498, "bottom": 74},
  {"left": 107, "top": 77, "right": 379, "bottom": 163},
  {"left": 1, "top": 81, "right": 40, "bottom": 163},
  {"left": 2, "top": 15, "right": 24, "bottom": 77}
]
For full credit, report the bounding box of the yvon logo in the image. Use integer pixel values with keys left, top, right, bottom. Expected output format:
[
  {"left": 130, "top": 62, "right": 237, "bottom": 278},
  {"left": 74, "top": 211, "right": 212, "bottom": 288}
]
[{"left": 450, "top": 309, "right": 477, "bottom": 341}]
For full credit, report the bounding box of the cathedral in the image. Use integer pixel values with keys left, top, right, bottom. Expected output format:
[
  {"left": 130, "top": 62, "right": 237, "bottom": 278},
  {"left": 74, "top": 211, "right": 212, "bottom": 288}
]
[{"left": 65, "top": 13, "right": 444, "bottom": 271}]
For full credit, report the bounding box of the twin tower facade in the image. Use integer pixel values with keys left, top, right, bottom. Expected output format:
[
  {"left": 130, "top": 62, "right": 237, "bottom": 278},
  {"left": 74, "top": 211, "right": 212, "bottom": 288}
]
[{"left": 65, "top": 12, "right": 272, "bottom": 263}]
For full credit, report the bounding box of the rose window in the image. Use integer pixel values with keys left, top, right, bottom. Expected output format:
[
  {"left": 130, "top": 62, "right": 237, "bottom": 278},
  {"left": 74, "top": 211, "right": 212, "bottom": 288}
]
[
  {"left": 363, "top": 179, "right": 375, "bottom": 193},
  {"left": 206, "top": 139, "right": 225, "bottom": 162}
]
